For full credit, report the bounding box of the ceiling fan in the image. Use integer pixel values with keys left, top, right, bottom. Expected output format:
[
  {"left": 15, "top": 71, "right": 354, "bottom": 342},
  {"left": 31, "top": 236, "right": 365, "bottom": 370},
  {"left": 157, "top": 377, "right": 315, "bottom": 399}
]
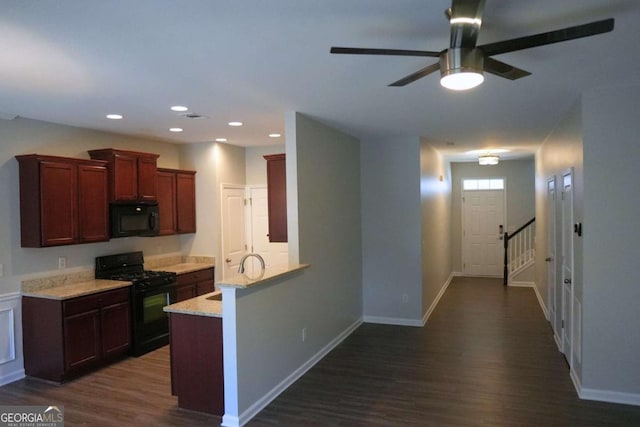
[{"left": 330, "top": 0, "right": 614, "bottom": 90}]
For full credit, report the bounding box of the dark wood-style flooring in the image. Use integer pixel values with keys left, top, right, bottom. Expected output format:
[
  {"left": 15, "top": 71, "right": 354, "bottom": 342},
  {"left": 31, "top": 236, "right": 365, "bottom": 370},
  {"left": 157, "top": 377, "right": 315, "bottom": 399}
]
[{"left": 2, "top": 277, "right": 640, "bottom": 426}]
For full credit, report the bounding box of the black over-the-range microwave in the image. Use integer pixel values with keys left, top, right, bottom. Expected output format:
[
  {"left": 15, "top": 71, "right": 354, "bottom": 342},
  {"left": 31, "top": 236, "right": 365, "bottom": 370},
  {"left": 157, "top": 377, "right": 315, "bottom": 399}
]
[{"left": 110, "top": 203, "right": 160, "bottom": 238}]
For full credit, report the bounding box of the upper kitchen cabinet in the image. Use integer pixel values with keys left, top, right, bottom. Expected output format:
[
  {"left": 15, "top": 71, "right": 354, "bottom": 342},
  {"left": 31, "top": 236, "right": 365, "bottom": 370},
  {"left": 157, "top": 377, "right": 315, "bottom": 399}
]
[
  {"left": 88, "top": 149, "right": 159, "bottom": 202},
  {"left": 264, "top": 154, "right": 287, "bottom": 242},
  {"left": 16, "top": 154, "right": 109, "bottom": 247},
  {"left": 157, "top": 168, "right": 196, "bottom": 235}
]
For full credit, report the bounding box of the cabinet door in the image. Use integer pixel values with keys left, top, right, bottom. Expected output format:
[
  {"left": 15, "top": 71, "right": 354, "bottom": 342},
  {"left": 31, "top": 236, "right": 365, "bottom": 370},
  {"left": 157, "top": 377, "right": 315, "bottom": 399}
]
[
  {"left": 113, "top": 154, "right": 138, "bottom": 201},
  {"left": 176, "top": 172, "right": 196, "bottom": 233},
  {"left": 40, "top": 161, "right": 78, "bottom": 246},
  {"left": 157, "top": 171, "right": 177, "bottom": 235},
  {"left": 264, "top": 154, "right": 287, "bottom": 242},
  {"left": 137, "top": 156, "right": 158, "bottom": 202},
  {"left": 196, "top": 280, "right": 215, "bottom": 296},
  {"left": 101, "top": 301, "right": 131, "bottom": 359},
  {"left": 64, "top": 309, "right": 100, "bottom": 372},
  {"left": 174, "top": 284, "right": 196, "bottom": 302},
  {"left": 78, "top": 164, "right": 109, "bottom": 243}
]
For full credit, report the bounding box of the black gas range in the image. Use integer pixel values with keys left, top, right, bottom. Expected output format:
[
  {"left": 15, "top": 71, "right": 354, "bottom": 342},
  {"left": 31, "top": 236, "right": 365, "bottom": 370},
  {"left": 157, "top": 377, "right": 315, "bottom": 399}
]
[{"left": 95, "top": 251, "right": 177, "bottom": 356}]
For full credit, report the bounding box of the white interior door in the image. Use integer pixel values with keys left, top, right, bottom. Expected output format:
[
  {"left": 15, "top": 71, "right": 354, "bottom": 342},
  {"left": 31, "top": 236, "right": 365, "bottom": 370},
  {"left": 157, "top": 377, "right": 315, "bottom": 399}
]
[
  {"left": 463, "top": 189, "right": 505, "bottom": 276},
  {"left": 547, "top": 177, "right": 559, "bottom": 337},
  {"left": 249, "top": 187, "right": 288, "bottom": 274},
  {"left": 221, "top": 186, "right": 246, "bottom": 279},
  {"left": 561, "top": 171, "right": 574, "bottom": 363}
]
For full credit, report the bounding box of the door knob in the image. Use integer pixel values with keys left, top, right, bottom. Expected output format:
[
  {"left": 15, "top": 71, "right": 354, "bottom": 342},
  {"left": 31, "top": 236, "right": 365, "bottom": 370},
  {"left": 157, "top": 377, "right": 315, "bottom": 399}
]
[
  {"left": 564, "top": 278, "right": 572, "bottom": 284},
  {"left": 225, "top": 258, "right": 232, "bottom": 263},
  {"left": 545, "top": 257, "right": 553, "bottom": 262}
]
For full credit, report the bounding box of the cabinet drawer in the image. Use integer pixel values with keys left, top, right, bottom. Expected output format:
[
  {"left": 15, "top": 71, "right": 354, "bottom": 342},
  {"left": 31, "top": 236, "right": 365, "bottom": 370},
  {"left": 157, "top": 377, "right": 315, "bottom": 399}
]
[
  {"left": 64, "top": 294, "right": 100, "bottom": 317},
  {"left": 177, "top": 268, "right": 213, "bottom": 285},
  {"left": 63, "top": 287, "right": 130, "bottom": 316},
  {"left": 98, "top": 287, "right": 130, "bottom": 307}
]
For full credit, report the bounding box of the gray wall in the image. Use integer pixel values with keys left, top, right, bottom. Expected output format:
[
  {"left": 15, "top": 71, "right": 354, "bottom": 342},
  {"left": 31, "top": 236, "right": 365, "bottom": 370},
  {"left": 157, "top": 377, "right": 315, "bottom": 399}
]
[
  {"left": 581, "top": 84, "right": 640, "bottom": 395},
  {"left": 245, "top": 144, "right": 285, "bottom": 186},
  {"left": 361, "top": 137, "right": 423, "bottom": 323},
  {"left": 234, "top": 112, "right": 362, "bottom": 413},
  {"left": 420, "top": 140, "right": 453, "bottom": 318},
  {"left": 450, "top": 158, "right": 535, "bottom": 272}
]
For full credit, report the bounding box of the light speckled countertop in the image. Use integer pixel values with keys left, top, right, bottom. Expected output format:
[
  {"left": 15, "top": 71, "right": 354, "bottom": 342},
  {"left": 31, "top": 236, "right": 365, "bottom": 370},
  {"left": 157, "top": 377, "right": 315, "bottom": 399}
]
[
  {"left": 164, "top": 291, "right": 222, "bottom": 318},
  {"left": 22, "top": 279, "right": 132, "bottom": 300},
  {"left": 216, "top": 264, "right": 310, "bottom": 289},
  {"left": 150, "top": 262, "right": 214, "bottom": 275}
]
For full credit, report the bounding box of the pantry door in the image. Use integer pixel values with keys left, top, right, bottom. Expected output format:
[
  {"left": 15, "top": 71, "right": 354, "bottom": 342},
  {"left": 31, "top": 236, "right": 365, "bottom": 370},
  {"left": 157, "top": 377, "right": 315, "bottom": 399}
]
[{"left": 462, "top": 182, "right": 506, "bottom": 277}]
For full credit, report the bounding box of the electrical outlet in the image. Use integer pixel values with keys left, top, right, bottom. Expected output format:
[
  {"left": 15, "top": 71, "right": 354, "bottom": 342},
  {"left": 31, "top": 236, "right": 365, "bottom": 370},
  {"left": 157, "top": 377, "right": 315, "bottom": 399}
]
[
  {"left": 58, "top": 256, "right": 67, "bottom": 269},
  {"left": 402, "top": 293, "right": 409, "bottom": 303},
  {"left": 301, "top": 328, "right": 307, "bottom": 342}
]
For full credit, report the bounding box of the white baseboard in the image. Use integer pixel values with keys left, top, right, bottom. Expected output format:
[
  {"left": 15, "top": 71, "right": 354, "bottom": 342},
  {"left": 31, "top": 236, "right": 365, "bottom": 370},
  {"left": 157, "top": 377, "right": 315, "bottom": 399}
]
[
  {"left": 0, "top": 369, "right": 25, "bottom": 387},
  {"left": 571, "top": 372, "right": 640, "bottom": 407},
  {"left": 421, "top": 273, "right": 454, "bottom": 326},
  {"left": 508, "top": 281, "right": 549, "bottom": 321},
  {"left": 362, "top": 316, "right": 422, "bottom": 327},
  {"left": 232, "top": 319, "right": 363, "bottom": 427},
  {"left": 363, "top": 273, "right": 455, "bottom": 328}
]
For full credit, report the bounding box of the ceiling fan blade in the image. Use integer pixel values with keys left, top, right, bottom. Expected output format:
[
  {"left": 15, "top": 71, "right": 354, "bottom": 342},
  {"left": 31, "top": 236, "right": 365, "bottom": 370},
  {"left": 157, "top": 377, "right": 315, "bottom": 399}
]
[
  {"left": 388, "top": 62, "right": 441, "bottom": 87},
  {"left": 479, "top": 18, "right": 614, "bottom": 57},
  {"left": 483, "top": 57, "right": 531, "bottom": 80},
  {"left": 330, "top": 47, "right": 440, "bottom": 57},
  {"left": 449, "top": 0, "right": 486, "bottom": 48}
]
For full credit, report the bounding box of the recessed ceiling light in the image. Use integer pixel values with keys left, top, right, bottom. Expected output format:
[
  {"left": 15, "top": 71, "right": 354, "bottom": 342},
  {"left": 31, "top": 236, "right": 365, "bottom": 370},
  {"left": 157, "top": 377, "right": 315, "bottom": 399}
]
[
  {"left": 269, "top": 133, "right": 281, "bottom": 138},
  {"left": 215, "top": 138, "right": 227, "bottom": 142},
  {"left": 171, "top": 105, "right": 189, "bottom": 112},
  {"left": 106, "top": 114, "right": 123, "bottom": 120},
  {"left": 169, "top": 127, "right": 183, "bottom": 132},
  {"left": 228, "top": 121, "right": 243, "bottom": 127}
]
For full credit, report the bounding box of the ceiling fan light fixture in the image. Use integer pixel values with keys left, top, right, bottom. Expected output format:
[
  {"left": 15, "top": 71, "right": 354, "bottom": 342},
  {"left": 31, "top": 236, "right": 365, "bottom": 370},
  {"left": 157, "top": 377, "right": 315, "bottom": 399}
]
[
  {"left": 440, "top": 48, "right": 484, "bottom": 91},
  {"left": 478, "top": 154, "right": 499, "bottom": 165}
]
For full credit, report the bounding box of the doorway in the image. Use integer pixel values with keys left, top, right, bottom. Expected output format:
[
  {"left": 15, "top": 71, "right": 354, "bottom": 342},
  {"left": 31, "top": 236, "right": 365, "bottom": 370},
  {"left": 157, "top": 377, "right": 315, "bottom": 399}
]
[
  {"left": 462, "top": 178, "right": 506, "bottom": 277},
  {"left": 547, "top": 177, "right": 559, "bottom": 339},
  {"left": 248, "top": 187, "right": 288, "bottom": 273},
  {"left": 221, "top": 185, "right": 247, "bottom": 279},
  {"left": 560, "top": 170, "right": 574, "bottom": 364}
]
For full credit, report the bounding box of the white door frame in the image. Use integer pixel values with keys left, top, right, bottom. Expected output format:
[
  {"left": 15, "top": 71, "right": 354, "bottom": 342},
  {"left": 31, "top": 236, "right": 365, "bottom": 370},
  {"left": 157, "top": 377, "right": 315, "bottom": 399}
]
[
  {"left": 220, "top": 183, "right": 248, "bottom": 279},
  {"left": 547, "top": 176, "right": 559, "bottom": 343},
  {"left": 560, "top": 168, "right": 575, "bottom": 365},
  {"left": 461, "top": 177, "right": 507, "bottom": 277}
]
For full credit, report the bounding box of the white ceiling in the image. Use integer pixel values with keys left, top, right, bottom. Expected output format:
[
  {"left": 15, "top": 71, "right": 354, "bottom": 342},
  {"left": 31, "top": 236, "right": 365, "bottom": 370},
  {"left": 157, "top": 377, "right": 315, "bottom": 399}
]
[{"left": 2, "top": 0, "right": 639, "bottom": 161}]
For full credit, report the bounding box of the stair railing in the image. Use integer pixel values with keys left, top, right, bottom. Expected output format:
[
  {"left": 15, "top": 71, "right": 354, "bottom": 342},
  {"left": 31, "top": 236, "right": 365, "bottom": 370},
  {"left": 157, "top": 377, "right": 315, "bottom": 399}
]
[{"left": 503, "top": 217, "right": 536, "bottom": 286}]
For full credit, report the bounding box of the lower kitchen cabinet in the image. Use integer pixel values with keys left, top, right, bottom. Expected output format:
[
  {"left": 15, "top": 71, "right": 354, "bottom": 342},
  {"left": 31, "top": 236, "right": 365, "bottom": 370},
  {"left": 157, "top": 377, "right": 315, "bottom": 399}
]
[
  {"left": 22, "top": 287, "right": 131, "bottom": 382},
  {"left": 173, "top": 268, "right": 215, "bottom": 302},
  {"left": 169, "top": 313, "right": 224, "bottom": 415}
]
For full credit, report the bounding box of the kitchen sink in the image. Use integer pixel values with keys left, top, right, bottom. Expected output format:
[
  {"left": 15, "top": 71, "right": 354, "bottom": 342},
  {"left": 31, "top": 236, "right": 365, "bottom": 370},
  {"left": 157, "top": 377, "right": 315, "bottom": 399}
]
[{"left": 205, "top": 292, "right": 222, "bottom": 301}]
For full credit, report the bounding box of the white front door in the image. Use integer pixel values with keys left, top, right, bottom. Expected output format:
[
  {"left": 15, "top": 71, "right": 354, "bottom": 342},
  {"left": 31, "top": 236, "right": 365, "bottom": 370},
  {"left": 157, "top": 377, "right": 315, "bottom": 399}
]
[
  {"left": 221, "top": 185, "right": 246, "bottom": 279},
  {"left": 463, "top": 189, "right": 505, "bottom": 276},
  {"left": 547, "top": 177, "right": 559, "bottom": 337},
  {"left": 249, "top": 187, "right": 288, "bottom": 274},
  {"left": 561, "top": 171, "right": 574, "bottom": 363}
]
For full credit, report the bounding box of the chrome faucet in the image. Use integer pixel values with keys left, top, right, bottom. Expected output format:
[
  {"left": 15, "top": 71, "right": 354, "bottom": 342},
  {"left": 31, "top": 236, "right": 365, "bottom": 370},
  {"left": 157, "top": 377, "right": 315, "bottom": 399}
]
[{"left": 238, "top": 253, "right": 265, "bottom": 274}]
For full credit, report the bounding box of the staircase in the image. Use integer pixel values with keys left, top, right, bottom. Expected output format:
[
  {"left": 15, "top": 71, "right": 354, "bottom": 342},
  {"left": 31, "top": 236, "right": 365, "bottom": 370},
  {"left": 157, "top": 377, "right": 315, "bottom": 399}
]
[{"left": 503, "top": 218, "right": 535, "bottom": 285}]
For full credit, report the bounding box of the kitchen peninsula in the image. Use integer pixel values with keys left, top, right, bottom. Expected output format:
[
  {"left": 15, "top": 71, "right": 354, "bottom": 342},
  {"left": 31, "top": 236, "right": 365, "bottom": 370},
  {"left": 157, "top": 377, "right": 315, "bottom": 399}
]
[{"left": 164, "top": 263, "right": 309, "bottom": 416}]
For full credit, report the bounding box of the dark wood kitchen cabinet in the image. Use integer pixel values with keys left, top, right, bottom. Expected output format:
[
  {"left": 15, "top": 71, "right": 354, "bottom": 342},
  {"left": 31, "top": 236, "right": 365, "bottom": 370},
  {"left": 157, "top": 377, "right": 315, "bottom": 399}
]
[
  {"left": 22, "top": 287, "right": 131, "bottom": 382},
  {"left": 157, "top": 168, "right": 196, "bottom": 235},
  {"left": 15, "top": 154, "right": 109, "bottom": 247},
  {"left": 173, "top": 267, "right": 215, "bottom": 302},
  {"left": 264, "top": 154, "right": 287, "bottom": 242},
  {"left": 88, "top": 148, "right": 159, "bottom": 202},
  {"left": 169, "top": 313, "right": 224, "bottom": 415}
]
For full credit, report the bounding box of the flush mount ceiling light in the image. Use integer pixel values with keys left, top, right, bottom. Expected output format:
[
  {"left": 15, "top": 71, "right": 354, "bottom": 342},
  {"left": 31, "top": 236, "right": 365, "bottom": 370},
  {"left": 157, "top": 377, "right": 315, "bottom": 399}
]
[
  {"left": 169, "top": 127, "right": 183, "bottom": 133},
  {"left": 106, "top": 114, "right": 123, "bottom": 120},
  {"left": 268, "top": 133, "right": 281, "bottom": 138},
  {"left": 228, "top": 121, "right": 243, "bottom": 127},
  {"left": 440, "top": 48, "right": 484, "bottom": 91},
  {"left": 215, "top": 138, "right": 227, "bottom": 142},
  {"left": 171, "top": 105, "right": 189, "bottom": 112},
  {"left": 478, "top": 154, "right": 499, "bottom": 165}
]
